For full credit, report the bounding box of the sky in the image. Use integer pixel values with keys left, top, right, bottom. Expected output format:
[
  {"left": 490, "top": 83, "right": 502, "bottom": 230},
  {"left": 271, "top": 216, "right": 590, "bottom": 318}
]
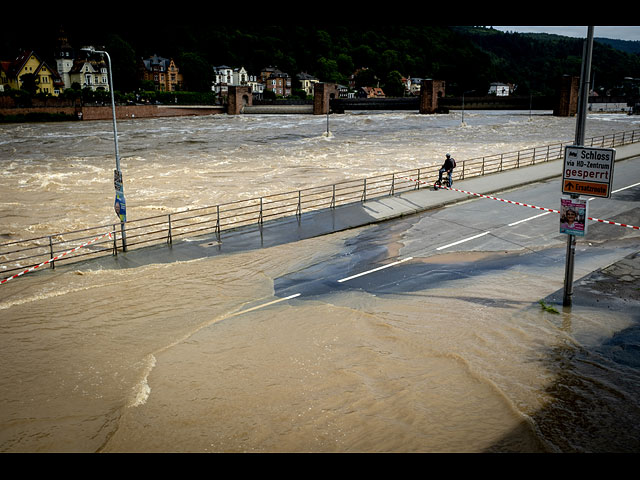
[{"left": 491, "top": 26, "right": 640, "bottom": 41}]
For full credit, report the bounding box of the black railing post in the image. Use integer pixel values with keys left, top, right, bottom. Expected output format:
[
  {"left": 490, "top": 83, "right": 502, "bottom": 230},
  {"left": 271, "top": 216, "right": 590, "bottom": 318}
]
[
  {"left": 49, "top": 236, "right": 54, "bottom": 269},
  {"left": 216, "top": 205, "right": 221, "bottom": 241},
  {"left": 120, "top": 222, "right": 127, "bottom": 252}
]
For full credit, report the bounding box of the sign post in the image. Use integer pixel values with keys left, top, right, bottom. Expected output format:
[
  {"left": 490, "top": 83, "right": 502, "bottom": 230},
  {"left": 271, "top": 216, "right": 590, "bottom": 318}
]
[
  {"left": 562, "top": 146, "right": 615, "bottom": 198},
  {"left": 560, "top": 143, "right": 615, "bottom": 307},
  {"left": 562, "top": 26, "right": 594, "bottom": 307}
]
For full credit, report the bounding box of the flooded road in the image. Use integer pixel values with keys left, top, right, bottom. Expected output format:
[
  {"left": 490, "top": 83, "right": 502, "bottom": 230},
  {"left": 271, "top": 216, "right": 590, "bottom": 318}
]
[{"left": 1, "top": 111, "right": 639, "bottom": 452}]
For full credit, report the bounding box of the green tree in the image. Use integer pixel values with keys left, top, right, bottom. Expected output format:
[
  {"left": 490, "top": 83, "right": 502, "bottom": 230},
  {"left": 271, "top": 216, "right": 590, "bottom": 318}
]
[
  {"left": 336, "top": 53, "right": 354, "bottom": 77},
  {"left": 383, "top": 70, "right": 405, "bottom": 97},
  {"left": 352, "top": 44, "right": 376, "bottom": 69},
  {"left": 316, "top": 57, "right": 343, "bottom": 84},
  {"left": 263, "top": 88, "right": 276, "bottom": 101},
  {"left": 179, "top": 52, "right": 213, "bottom": 92},
  {"left": 381, "top": 49, "right": 402, "bottom": 73},
  {"left": 19, "top": 73, "right": 38, "bottom": 95},
  {"left": 314, "top": 30, "right": 333, "bottom": 58},
  {"left": 104, "top": 34, "right": 139, "bottom": 92},
  {"left": 353, "top": 68, "right": 378, "bottom": 89}
]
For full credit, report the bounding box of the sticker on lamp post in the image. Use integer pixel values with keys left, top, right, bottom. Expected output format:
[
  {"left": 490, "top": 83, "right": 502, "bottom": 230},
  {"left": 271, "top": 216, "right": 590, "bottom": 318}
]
[
  {"left": 115, "top": 192, "right": 126, "bottom": 223},
  {"left": 114, "top": 169, "right": 126, "bottom": 223},
  {"left": 560, "top": 197, "right": 587, "bottom": 236}
]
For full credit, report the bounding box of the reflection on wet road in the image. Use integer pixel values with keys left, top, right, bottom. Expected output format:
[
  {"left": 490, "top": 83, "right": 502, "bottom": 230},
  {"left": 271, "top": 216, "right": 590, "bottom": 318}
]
[{"left": 273, "top": 170, "right": 640, "bottom": 309}]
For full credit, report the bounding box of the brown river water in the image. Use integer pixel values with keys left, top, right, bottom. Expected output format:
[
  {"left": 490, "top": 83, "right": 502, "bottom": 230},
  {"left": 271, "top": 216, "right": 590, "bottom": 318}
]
[{"left": 1, "top": 110, "right": 639, "bottom": 452}]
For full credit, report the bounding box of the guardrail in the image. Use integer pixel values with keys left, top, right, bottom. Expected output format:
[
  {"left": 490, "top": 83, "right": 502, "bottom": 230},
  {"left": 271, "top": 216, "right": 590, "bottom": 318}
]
[{"left": 2, "top": 128, "right": 639, "bottom": 281}]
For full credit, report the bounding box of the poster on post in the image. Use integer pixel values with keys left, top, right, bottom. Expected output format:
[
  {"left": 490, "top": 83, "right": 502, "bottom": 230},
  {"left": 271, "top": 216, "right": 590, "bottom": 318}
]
[
  {"left": 560, "top": 197, "right": 588, "bottom": 236},
  {"left": 114, "top": 192, "right": 126, "bottom": 223},
  {"left": 114, "top": 169, "right": 126, "bottom": 223}
]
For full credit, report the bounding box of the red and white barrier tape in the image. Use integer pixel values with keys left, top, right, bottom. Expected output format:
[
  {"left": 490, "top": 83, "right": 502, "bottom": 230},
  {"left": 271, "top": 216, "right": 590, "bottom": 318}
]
[
  {"left": 405, "top": 176, "right": 640, "bottom": 231},
  {"left": 3, "top": 176, "right": 638, "bottom": 285},
  {"left": 1, "top": 230, "right": 114, "bottom": 285},
  {"left": 588, "top": 216, "right": 640, "bottom": 230}
]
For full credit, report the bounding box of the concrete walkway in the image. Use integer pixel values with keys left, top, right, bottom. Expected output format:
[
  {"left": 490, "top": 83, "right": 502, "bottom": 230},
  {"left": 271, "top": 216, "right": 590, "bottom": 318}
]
[
  {"left": 325, "top": 142, "right": 640, "bottom": 229},
  {"left": 111, "top": 142, "right": 640, "bottom": 267},
  {"left": 244, "top": 142, "right": 640, "bottom": 243},
  {"left": 43, "top": 139, "right": 640, "bottom": 327},
  {"left": 191, "top": 141, "right": 640, "bottom": 317}
]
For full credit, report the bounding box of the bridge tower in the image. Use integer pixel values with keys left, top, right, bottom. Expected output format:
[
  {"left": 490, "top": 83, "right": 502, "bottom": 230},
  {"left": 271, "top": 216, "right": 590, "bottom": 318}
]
[
  {"left": 553, "top": 75, "right": 579, "bottom": 117},
  {"left": 314, "top": 83, "right": 339, "bottom": 115},
  {"left": 419, "top": 79, "right": 446, "bottom": 114},
  {"left": 227, "top": 86, "right": 252, "bottom": 115}
]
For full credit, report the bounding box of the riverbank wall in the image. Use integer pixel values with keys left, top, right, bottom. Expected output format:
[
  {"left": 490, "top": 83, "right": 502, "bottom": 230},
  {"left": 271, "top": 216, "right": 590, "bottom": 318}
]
[{"left": 0, "top": 103, "right": 225, "bottom": 122}]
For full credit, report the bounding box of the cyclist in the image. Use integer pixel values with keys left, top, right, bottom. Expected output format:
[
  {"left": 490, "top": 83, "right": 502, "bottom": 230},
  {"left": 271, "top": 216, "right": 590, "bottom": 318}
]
[{"left": 438, "top": 153, "right": 456, "bottom": 188}]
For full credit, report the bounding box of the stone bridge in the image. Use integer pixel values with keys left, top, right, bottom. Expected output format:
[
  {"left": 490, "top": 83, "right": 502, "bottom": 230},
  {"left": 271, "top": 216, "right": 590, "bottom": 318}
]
[{"left": 229, "top": 76, "right": 585, "bottom": 117}]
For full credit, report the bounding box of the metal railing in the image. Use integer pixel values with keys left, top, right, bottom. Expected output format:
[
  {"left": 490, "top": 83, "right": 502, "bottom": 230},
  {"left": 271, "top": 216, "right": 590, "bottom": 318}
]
[{"left": 2, "top": 128, "right": 639, "bottom": 281}]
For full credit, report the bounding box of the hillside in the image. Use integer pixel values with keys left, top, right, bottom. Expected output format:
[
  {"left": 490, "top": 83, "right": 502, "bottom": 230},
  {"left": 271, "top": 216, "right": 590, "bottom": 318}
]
[
  {"left": 2, "top": 25, "right": 639, "bottom": 97},
  {"left": 453, "top": 26, "right": 640, "bottom": 96},
  {"left": 595, "top": 37, "right": 640, "bottom": 56}
]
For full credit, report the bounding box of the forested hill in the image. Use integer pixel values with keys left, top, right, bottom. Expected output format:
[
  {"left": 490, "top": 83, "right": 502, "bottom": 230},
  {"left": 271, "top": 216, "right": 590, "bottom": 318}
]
[
  {"left": 453, "top": 27, "right": 640, "bottom": 97},
  {"left": 2, "top": 24, "right": 639, "bottom": 97},
  {"left": 593, "top": 37, "right": 640, "bottom": 55}
]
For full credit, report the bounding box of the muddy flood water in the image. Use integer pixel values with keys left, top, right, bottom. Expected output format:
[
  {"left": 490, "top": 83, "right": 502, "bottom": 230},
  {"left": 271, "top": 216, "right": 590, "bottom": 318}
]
[{"left": 1, "top": 110, "right": 639, "bottom": 452}]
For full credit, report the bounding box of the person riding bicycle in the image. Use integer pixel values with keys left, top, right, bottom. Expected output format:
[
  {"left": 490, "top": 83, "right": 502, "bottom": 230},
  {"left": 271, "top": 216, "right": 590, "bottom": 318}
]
[{"left": 438, "top": 153, "right": 456, "bottom": 187}]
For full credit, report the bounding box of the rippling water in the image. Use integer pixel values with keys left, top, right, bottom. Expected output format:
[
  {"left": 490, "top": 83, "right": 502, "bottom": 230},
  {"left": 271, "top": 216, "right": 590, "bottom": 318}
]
[
  {"left": 1, "top": 110, "right": 639, "bottom": 452},
  {"left": 1, "top": 110, "right": 637, "bottom": 238}
]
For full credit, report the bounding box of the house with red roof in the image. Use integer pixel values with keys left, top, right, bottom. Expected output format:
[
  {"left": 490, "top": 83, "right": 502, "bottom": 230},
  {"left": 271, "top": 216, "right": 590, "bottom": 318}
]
[{"left": 0, "top": 51, "right": 64, "bottom": 96}]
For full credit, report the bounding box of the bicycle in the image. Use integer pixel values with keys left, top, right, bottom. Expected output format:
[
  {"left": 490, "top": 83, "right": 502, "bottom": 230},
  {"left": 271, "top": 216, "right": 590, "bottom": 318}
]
[{"left": 433, "top": 176, "right": 453, "bottom": 190}]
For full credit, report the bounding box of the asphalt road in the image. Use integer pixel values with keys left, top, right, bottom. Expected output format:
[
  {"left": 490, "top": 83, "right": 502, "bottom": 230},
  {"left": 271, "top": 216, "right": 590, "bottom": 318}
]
[
  {"left": 271, "top": 158, "right": 640, "bottom": 304},
  {"left": 27, "top": 152, "right": 639, "bottom": 316}
]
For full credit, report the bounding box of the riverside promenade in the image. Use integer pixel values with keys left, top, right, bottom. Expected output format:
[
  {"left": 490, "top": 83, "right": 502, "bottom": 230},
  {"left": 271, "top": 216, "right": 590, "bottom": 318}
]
[
  {"left": 5, "top": 141, "right": 640, "bottom": 313},
  {"left": 103, "top": 142, "right": 640, "bottom": 319},
  {"left": 315, "top": 142, "right": 640, "bottom": 315},
  {"left": 193, "top": 142, "right": 640, "bottom": 255}
]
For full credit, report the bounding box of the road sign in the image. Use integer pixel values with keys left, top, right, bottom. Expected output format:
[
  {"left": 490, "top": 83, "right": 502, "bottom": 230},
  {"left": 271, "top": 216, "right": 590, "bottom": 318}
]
[{"left": 562, "top": 146, "right": 615, "bottom": 198}]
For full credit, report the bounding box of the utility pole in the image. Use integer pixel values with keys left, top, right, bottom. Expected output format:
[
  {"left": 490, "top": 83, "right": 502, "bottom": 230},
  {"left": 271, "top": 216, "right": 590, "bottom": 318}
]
[
  {"left": 82, "top": 47, "right": 127, "bottom": 251},
  {"left": 563, "top": 26, "right": 594, "bottom": 307}
]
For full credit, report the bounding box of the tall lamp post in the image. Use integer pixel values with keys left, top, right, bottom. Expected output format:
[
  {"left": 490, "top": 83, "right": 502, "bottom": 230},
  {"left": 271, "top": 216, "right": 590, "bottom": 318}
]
[
  {"left": 461, "top": 90, "right": 475, "bottom": 125},
  {"left": 82, "top": 47, "right": 126, "bottom": 250}
]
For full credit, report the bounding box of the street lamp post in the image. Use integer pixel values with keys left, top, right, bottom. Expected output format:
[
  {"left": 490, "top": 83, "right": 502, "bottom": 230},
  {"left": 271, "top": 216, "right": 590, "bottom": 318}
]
[
  {"left": 82, "top": 47, "right": 126, "bottom": 250},
  {"left": 100, "top": 49, "right": 121, "bottom": 173},
  {"left": 461, "top": 90, "right": 475, "bottom": 125}
]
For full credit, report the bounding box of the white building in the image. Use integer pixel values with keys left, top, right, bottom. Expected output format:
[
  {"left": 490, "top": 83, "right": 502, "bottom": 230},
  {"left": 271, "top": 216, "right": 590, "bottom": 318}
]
[
  {"left": 488, "top": 82, "right": 511, "bottom": 96},
  {"left": 53, "top": 29, "right": 75, "bottom": 90},
  {"left": 407, "top": 77, "right": 424, "bottom": 96},
  {"left": 212, "top": 65, "right": 263, "bottom": 98},
  {"left": 69, "top": 57, "right": 109, "bottom": 92},
  {"left": 297, "top": 72, "right": 319, "bottom": 97}
]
